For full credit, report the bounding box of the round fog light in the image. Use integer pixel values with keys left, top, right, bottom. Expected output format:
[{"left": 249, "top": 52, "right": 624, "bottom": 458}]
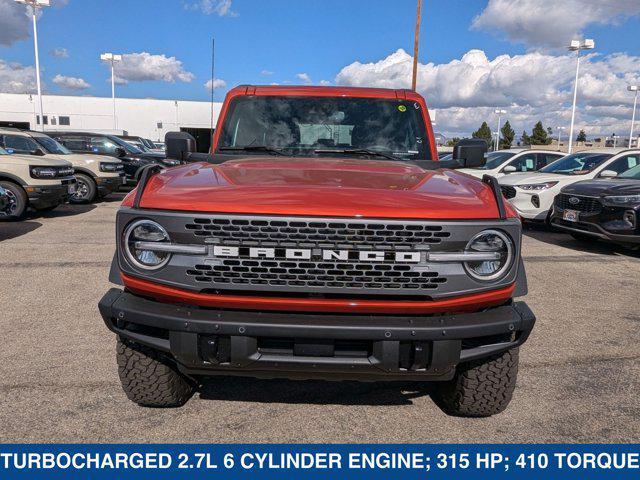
[
  {"left": 124, "top": 219, "right": 170, "bottom": 269},
  {"left": 464, "top": 230, "right": 514, "bottom": 281}
]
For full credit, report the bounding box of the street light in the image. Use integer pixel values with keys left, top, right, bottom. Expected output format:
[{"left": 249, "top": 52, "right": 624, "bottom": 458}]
[
  {"left": 628, "top": 85, "right": 639, "bottom": 148},
  {"left": 556, "top": 126, "right": 566, "bottom": 147},
  {"left": 494, "top": 109, "right": 506, "bottom": 151},
  {"left": 567, "top": 38, "right": 595, "bottom": 154},
  {"left": 15, "top": 0, "right": 50, "bottom": 132},
  {"left": 100, "top": 53, "right": 122, "bottom": 130}
]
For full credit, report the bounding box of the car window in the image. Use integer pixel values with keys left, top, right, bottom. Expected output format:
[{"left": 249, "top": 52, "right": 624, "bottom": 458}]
[
  {"left": 56, "top": 136, "right": 88, "bottom": 151},
  {"left": 536, "top": 153, "right": 563, "bottom": 170},
  {"left": 604, "top": 154, "right": 640, "bottom": 175},
  {"left": 0, "top": 134, "right": 40, "bottom": 154},
  {"left": 507, "top": 153, "right": 537, "bottom": 172},
  {"left": 90, "top": 137, "right": 120, "bottom": 155},
  {"left": 540, "top": 153, "right": 613, "bottom": 175}
]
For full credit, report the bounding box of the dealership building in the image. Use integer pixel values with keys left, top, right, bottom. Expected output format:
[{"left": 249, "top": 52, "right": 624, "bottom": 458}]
[{"left": 0, "top": 93, "right": 222, "bottom": 151}]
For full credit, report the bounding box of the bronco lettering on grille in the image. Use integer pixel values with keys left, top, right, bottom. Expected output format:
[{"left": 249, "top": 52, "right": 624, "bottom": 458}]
[{"left": 212, "top": 246, "right": 422, "bottom": 263}]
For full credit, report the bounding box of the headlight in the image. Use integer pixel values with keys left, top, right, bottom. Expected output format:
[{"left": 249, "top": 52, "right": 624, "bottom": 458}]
[
  {"left": 464, "top": 230, "right": 514, "bottom": 281},
  {"left": 99, "top": 162, "right": 120, "bottom": 172},
  {"left": 517, "top": 182, "right": 558, "bottom": 191},
  {"left": 124, "top": 219, "right": 171, "bottom": 270},
  {"left": 602, "top": 195, "right": 640, "bottom": 207},
  {"left": 30, "top": 166, "right": 58, "bottom": 179}
]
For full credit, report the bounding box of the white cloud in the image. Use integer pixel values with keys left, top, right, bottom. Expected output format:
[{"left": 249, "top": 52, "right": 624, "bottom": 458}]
[
  {"left": 336, "top": 48, "right": 640, "bottom": 138},
  {"left": 261, "top": 70, "right": 274, "bottom": 76},
  {"left": 0, "top": 59, "right": 37, "bottom": 93},
  {"left": 0, "top": 0, "right": 31, "bottom": 46},
  {"left": 204, "top": 78, "right": 227, "bottom": 90},
  {"left": 50, "top": 47, "right": 69, "bottom": 59},
  {"left": 319, "top": 80, "right": 331, "bottom": 86},
  {"left": 106, "top": 52, "right": 195, "bottom": 85},
  {"left": 296, "top": 73, "right": 312, "bottom": 85},
  {"left": 186, "top": 0, "right": 236, "bottom": 17},
  {"left": 473, "top": 0, "right": 640, "bottom": 49},
  {"left": 52, "top": 74, "right": 90, "bottom": 90}
]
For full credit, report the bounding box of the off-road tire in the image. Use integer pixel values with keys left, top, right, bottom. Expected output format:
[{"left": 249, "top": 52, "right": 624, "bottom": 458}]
[
  {"left": 570, "top": 232, "right": 594, "bottom": 243},
  {"left": 0, "top": 181, "right": 27, "bottom": 221},
  {"left": 116, "top": 339, "right": 195, "bottom": 408},
  {"left": 71, "top": 172, "right": 97, "bottom": 204},
  {"left": 433, "top": 348, "right": 519, "bottom": 417}
]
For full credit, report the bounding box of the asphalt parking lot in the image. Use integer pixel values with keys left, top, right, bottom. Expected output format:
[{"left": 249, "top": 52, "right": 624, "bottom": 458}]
[{"left": 1, "top": 195, "right": 639, "bottom": 443}]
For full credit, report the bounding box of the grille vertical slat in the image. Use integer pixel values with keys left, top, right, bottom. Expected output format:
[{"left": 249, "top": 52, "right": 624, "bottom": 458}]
[{"left": 555, "top": 194, "right": 602, "bottom": 213}]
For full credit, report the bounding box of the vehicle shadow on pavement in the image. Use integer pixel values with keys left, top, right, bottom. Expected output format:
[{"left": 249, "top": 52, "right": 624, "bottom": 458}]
[
  {"left": 199, "top": 377, "right": 432, "bottom": 406},
  {"left": 0, "top": 220, "right": 42, "bottom": 241},
  {"left": 522, "top": 222, "right": 640, "bottom": 258},
  {"left": 30, "top": 203, "right": 98, "bottom": 219}
]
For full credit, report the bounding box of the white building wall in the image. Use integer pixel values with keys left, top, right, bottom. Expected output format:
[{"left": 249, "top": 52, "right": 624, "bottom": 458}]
[{"left": 0, "top": 93, "right": 222, "bottom": 141}]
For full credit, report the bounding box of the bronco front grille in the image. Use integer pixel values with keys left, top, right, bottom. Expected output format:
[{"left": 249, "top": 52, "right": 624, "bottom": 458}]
[
  {"left": 185, "top": 218, "right": 451, "bottom": 249},
  {"left": 555, "top": 194, "right": 602, "bottom": 214}
]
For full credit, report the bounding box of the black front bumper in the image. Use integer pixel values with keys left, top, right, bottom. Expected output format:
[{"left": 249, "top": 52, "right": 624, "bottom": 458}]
[
  {"left": 96, "top": 175, "right": 125, "bottom": 196},
  {"left": 99, "top": 289, "right": 536, "bottom": 381},
  {"left": 550, "top": 207, "right": 640, "bottom": 246},
  {"left": 28, "top": 180, "right": 76, "bottom": 208}
]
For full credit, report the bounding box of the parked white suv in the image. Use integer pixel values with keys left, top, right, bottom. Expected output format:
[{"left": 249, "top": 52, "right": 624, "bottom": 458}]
[
  {"left": 498, "top": 149, "right": 640, "bottom": 222},
  {"left": 0, "top": 129, "right": 124, "bottom": 203},
  {"left": 0, "top": 146, "right": 76, "bottom": 220},
  {"left": 460, "top": 149, "right": 564, "bottom": 179}
]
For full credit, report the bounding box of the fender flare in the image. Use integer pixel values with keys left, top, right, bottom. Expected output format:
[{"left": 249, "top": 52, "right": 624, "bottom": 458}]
[{"left": 0, "top": 172, "right": 28, "bottom": 187}]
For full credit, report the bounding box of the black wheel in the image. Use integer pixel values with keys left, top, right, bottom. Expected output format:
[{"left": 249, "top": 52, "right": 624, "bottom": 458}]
[
  {"left": 116, "top": 339, "right": 195, "bottom": 408},
  {"left": 433, "top": 348, "right": 519, "bottom": 417},
  {"left": 570, "top": 232, "right": 594, "bottom": 243},
  {"left": 71, "top": 173, "right": 97, "bottom": 203},
  {"left": 0, "top": 181, "right": 27, "bottom": 221}
]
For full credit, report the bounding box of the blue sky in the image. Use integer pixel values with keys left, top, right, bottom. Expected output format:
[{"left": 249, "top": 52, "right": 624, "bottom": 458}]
[{"left": 1, "top": 0, "right": 639, "bottom": 136}]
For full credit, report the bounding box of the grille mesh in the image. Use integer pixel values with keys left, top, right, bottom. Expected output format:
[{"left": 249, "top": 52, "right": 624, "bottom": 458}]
[
  {"left": 185, "top": 218, "right": 451, "bottom": 249},
  {"left": 555, "top": 194, "right": 602, "bottom": 213},
  {"left": 500, "top": 185, "right": 516, "bottom": 199}
]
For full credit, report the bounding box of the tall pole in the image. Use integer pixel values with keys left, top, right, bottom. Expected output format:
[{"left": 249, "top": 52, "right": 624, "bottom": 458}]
[
  {"left": 629, "top": 87, "right": 638, "bottom": 148},
  {"left": 210, "top": 37, "right": 215, "bottom": 153},
  {"left": 30, "top": 6, "right": 44, "bottom": 132},
  {"left": 110, "top": 60, "right": 117, "bottom": 130},
  {"left": 411, "top": 0, "right": 422, "bottom": 91},
  {"left": 568, "top": 50, "right": 581, "bottom": 155},
  {"left": 495, "top": 114, "right": 502, "bottom": 151}
]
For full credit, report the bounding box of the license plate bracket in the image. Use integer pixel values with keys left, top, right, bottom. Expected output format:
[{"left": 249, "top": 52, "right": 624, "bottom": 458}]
[{"left": 563, "top": 209, "right": 579, "bottom": 222}]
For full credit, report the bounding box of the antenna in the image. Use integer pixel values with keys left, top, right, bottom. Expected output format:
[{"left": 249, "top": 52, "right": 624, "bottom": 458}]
[{"left": 210, "top": 37, "right": 215, "bottom": 153}]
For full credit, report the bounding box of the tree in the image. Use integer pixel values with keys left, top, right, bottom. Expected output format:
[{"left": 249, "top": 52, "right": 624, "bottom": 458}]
[
  {"left": 520, "top": 130, "right": 531, "bottom": 146},
  {"left": 576, "top": 129, "right": 587, "bottom": 142},
  {"left": 472, "top": 121, "right": 493, "bottom": 148},
  {"left": 500, "top": 120, "right": 515, "bottom": 149},
  {"left": 530, "top": 121, "right": 552, "bottom": 145},
  {"left": 446, "top": 137, "right": 461, "bottom": 147}
]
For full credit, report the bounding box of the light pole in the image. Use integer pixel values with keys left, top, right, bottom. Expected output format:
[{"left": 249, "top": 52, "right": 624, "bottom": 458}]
[
  {"left": 494, "top": 109, "right": 506, "bottom": 151},
  {"left": 567, "top": 38, "right": 595, "bottom": 154},
  {"left": 556, "top": 126, "right": 566, "bottom": 148},
  {"left": 16, "top": 0, "right": 50, "bottom": 132},
  {"left": 628, "top": 85, "right": 639, "bottom": 148},
  {"left": 100, "top": 53, "right": 122, "bottom": 130},
  {"left": 411, "top": 0, "right": 423, "bottom": 91}
]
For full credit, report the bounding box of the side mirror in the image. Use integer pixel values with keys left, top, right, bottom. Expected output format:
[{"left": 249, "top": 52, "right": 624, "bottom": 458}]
[
  {"left": 115, "top": 147, "right": 127, "bottom": 158},
  {"left": 503, "top": 165, "right": 517, "bottom": 173},
  {"left": 453, "top": 139, "right": 487, "bottom": 168},
  {"left": 32, "top": 148, "right": 46, "bottom": 156},
  {"left": 166, "top": 131, "right": 196, "bottom": 161},
  {"left": 599, "top": 169, "right": 617, "bottom": 178}
]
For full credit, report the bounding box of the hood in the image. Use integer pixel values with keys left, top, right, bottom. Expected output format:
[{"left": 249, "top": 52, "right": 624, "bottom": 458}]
[
  {"left": 458, "top": 168, "right": 486, "bottom": 178},
  {"left": 62, "top": 153, "right": 121, "bottom": 167},
  {"left": 499, "top": 172, "right": 570, "bottom": 185},
  {"left": 561, "top": 178, "right": 640, "bottom": 197},
  {"left": 1, "top": 153, "right": 72, "bottom": 167},
  {"left": 131, "top": 157, "right": 503, "bottom": 219}
]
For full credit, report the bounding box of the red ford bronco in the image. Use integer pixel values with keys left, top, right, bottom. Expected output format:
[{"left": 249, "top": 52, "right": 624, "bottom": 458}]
[{"left": 99, "top": 85, "right": 535, "bottom": 417}]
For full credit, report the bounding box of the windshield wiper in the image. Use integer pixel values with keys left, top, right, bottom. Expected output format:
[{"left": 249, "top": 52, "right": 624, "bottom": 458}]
[
  {"left": 219, "top": 145, "right": 287, "bottom": 156},
  {"left": 313, "top": 148, "right": 402, "bottom": 162}
]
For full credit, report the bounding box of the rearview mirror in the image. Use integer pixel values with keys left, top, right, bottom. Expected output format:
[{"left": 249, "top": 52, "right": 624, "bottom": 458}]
[
  {"left": 166, "top": 131, "right": 197, "bottom": 161},
  {"left": 503, "top": 165, "right": 517, "bottom": 173},
  {"left": 115, "top": 147, "right": 127, "bottom": 158},
  {"left": 453, "top": 139, "right": 487, "bottom": 168},
  {"left": 31, "top": 148, "right": 46, "bottom": 156},
  {"left": 599, "top": 169, "right": 617, "bottom": 178}
]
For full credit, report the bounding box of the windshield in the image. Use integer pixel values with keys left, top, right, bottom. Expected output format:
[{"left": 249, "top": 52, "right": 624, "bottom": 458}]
[
  {"left": 0, "top": 146, "right": 7, "bottom": 155},
  {"left": 108, "top": 135, "right": 143, "bottom": 154},
  {"left": 33, "top": 135, "right": 72, "bottom": 155},
  {"left": 618, "top": 164, "right": 640, "bottom": 180},
  {"left": 142, "top": 138, "right": 156, "bottom": 149},
  {"left": 218, "top": 96, "right": 431, "bottom": 160},
  {"left": 477, "top": 151, "right": 517, "bottom": 170},
  {"left": 540, "top": 152, "right": 612, "bottom": 175}
]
